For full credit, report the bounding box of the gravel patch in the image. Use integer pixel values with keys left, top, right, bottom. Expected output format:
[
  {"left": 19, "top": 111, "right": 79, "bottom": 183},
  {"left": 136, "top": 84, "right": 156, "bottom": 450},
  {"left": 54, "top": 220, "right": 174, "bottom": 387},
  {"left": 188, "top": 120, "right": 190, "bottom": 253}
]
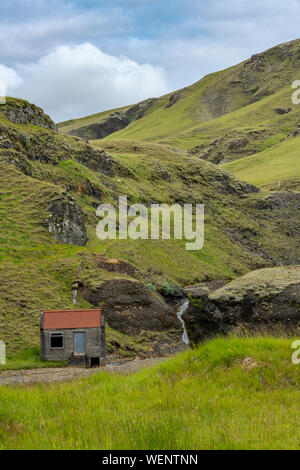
[{"left": 0, "top": 357, "right": 167, "bottom": 386}]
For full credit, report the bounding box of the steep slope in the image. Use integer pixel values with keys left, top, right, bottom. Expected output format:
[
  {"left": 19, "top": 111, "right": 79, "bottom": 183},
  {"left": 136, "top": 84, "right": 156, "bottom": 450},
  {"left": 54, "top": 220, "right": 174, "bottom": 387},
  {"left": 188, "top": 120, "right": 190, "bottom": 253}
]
[
  {"left": 223, "top": 133, "right": 300, "bottom": 189},
  {"left": 59, "top": 38, "right": 300, "bottom": 164},
  {"left": 2, "top": 98, "right": 300, "bottom": 356},
  {"left": 93, "top": 138, "right": 300, "bottom": 269}
]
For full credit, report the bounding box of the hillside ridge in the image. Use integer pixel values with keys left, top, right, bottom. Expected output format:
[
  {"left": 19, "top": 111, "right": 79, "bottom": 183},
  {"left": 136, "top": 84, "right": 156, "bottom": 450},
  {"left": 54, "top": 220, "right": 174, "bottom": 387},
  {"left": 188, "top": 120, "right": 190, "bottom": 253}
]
[{"left": 59, "top": 37, "right": 300, "bottom": 160}]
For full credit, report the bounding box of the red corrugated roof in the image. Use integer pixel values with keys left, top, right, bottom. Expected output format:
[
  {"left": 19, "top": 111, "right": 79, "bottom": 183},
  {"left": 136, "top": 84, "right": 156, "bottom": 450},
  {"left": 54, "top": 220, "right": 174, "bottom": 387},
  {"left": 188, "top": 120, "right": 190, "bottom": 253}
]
[{"left": 43, "top": 309, "right": 101, "bottom": 330}]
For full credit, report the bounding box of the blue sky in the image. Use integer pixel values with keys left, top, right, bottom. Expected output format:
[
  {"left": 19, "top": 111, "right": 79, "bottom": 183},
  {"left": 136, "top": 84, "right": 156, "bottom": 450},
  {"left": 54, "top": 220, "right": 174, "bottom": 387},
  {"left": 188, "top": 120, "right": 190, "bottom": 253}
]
[{"left": 0, "top": 0, "right": 300, "bottom": 121}]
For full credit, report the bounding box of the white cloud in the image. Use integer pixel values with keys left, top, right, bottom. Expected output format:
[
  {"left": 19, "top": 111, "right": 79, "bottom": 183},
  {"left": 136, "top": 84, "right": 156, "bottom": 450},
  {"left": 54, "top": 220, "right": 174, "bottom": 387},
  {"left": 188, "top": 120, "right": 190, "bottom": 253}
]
[
  {"left": 0, "top": 9, "right": 131, "bottom": 66},
  {"left": 1, "top": 0, "right": 300, "bottom": 120},
  {"left": 2, "top": 43, "right": 170, "bottom": 122},
  {"left": 0, "top": 64, "right": 21, "bottom": 101},
  {"left": 0, "top": 64, "right": 21, "bottom": 88}
]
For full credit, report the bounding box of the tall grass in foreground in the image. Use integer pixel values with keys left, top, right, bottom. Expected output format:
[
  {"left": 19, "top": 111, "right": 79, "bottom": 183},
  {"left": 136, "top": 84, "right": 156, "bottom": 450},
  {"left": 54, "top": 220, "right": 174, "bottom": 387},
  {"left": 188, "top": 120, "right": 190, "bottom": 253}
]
[{"left": 0, "top": 337, "right": 299, "bottom": 450}]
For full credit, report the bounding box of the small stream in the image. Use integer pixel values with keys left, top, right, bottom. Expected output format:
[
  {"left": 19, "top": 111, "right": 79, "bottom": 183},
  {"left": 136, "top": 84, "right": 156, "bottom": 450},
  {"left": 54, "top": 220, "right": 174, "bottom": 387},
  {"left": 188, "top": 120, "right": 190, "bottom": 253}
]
[{"left": 176, "top": 300, "right": 190, "bottom": 346}]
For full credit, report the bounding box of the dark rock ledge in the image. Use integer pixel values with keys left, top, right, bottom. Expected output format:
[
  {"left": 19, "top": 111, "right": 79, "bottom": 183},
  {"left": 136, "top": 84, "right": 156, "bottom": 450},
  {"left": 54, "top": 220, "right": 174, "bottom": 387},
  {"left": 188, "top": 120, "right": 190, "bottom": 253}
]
[{"left": 183, "top": 266, "right": 300, "bottom": 344}]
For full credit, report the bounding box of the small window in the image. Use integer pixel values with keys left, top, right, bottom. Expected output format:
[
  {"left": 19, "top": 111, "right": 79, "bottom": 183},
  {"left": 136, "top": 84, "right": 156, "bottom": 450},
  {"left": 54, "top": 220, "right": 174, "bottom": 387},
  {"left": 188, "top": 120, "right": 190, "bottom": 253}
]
[{"left": 50, "top": 333, "right": 64, "bottom": 349}]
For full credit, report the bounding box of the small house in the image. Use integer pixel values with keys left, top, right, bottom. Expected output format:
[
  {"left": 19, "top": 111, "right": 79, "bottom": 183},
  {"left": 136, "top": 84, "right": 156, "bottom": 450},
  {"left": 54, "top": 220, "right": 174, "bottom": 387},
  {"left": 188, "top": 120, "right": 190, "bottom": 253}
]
[{"left": 40, "top": 309, "right": 105, "bottom": 367}]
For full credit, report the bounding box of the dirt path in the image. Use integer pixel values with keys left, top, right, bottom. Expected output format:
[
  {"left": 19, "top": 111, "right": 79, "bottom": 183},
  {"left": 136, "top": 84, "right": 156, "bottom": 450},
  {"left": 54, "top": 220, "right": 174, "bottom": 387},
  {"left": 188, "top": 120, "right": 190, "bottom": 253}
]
[{"left": 0, "top": 357, "right": 166, "bottom": 386}]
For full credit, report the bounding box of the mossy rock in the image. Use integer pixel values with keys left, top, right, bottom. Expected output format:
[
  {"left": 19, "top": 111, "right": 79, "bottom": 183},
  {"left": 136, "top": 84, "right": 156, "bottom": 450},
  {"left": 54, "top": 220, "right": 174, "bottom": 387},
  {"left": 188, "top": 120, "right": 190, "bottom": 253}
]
[{"left": 209, "top": 266, "right": 300, "bottom": 302}]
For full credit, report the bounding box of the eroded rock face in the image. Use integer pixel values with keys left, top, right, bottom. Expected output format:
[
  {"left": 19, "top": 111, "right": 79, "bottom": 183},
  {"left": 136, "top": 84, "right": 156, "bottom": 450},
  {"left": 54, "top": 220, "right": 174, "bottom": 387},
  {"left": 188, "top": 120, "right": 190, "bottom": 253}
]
[
  {"left": 292, "top": 128, "right": 300, "bottom": 137},
  {"left": 0, "top": 99, "right": 57, "bottom": 132},
  {"left": 77, "top": 146, "right": 116, "bottom": 176},
  {"left": 45, "top": 193, "right": 87, "bottom": 246},
  {"left": 207, "top": 168, "right": 259, "bottom": 195},
  {"left": 80, "top": 278, "right": 182, "bottom": 336},
  {"left": 274, "top": 107, "right": 292, "bottom": 115},
  {"left": 0, "top": 115, "right": 127, "bottom": 181},
  {"left": 71, "top": 113, "right": 129, "bottom": 140},
  {"left": 184, "top": 266, "right": 300, "bottom": 344},
  {"left": 69, "top": 98, "right": 157, "bottom": 140},
  {"left": 165, "top": 88, "right": 187, "bottom": 108},
  {"left": 254, "top": 192, "right": 300, "bottom": 211}
]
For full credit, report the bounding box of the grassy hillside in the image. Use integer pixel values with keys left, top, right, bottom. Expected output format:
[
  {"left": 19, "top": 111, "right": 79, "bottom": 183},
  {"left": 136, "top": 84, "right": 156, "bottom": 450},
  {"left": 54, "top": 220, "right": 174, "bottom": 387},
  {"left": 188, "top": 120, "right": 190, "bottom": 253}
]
[
  {"left": 102, "top": 84, "right": 300, "bottom": 157},
  {"left": 223, "top": 134, "right": 300, "bottom": 189},
  {"left": 2, "top": 39, "right": 300, "bottom": 360},
  {"left": 1, "top": 96, "right": 300, "bottom": 356},
  {"left": 0, "top": 337, "right": 299, "bottom": 450},
  {"left": 59, "top": 39, "right": 300, "bottom": 165}
]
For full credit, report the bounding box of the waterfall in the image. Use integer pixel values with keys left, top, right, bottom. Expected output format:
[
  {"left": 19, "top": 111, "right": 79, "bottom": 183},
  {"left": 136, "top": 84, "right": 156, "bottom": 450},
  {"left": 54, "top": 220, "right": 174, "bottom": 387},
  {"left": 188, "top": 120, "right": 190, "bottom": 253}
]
[{"left": 176, "top": 300, "right": 190, "bottom": 346}]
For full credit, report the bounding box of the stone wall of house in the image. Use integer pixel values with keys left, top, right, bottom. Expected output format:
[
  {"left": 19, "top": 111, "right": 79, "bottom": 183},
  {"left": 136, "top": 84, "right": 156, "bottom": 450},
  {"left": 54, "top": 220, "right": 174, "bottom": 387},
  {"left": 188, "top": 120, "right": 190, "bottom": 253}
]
[{"left": 41, "top": 326, "right": 105, "bottom": 362}]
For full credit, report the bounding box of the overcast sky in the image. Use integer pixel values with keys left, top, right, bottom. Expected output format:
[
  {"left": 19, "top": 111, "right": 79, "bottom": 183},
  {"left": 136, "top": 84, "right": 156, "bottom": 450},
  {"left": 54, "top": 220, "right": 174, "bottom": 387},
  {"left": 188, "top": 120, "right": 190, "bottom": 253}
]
[{"left": 0, "top": 0, "right": 300, "bottom": 122}]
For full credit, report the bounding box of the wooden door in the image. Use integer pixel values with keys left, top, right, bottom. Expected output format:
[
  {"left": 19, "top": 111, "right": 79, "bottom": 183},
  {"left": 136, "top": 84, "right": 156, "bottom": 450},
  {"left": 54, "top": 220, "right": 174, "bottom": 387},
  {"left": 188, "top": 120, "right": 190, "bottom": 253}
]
[{"left": 73, "top": 332, "right": 85, "bottom": 356}]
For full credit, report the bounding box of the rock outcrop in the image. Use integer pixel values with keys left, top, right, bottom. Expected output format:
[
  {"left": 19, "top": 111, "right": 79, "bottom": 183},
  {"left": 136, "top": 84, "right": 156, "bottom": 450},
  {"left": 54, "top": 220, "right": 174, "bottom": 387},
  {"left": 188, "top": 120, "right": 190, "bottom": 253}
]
[
  {"left": 68, "top": 98, "right": 157, "bottom": 140},
  {"left": 274, "top": 107, "right": 292, "bottom": 115},
  {"left": 254, "top": 192, "right": 300, "bottom": 211},
  {"left": 80, "top": 278, "right": 182, "bottom": 336},
  {"left": 0, "top": 105, "right": 130, "bottom": 180},
  {"left": 45, "top": 192, "right": 87, "bottom": 246},
  {"left": 0, "top": 98, "right": 57, "bottom": 132},
  {"left": 76, "top": 146, "right": 116, "bottom": 176},
  {"left": 184, "top": 266, "right": 300, "bottom": 344},
  {"left": 165, "top": 88, "right": 187, "bottom": 108}
]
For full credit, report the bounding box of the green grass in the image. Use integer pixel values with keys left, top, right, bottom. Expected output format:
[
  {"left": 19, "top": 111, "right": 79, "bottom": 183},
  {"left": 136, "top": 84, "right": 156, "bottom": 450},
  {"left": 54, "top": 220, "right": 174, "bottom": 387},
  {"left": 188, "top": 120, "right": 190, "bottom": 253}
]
[
  {"left": 223, "top": 135, "right": 300, "bottom": 188},
  {"left": 0, "top": 347, "right": 66, "bottom": 371},
  {"left": 0, "top": 337, "right": 299, "bottom": 450}
]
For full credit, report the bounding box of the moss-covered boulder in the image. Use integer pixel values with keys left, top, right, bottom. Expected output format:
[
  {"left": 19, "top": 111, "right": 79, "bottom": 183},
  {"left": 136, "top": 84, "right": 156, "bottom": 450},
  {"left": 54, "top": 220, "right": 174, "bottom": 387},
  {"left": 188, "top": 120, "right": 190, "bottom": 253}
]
[{"left": 184, "top": 266, "right": 300, "bottom": 344}]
